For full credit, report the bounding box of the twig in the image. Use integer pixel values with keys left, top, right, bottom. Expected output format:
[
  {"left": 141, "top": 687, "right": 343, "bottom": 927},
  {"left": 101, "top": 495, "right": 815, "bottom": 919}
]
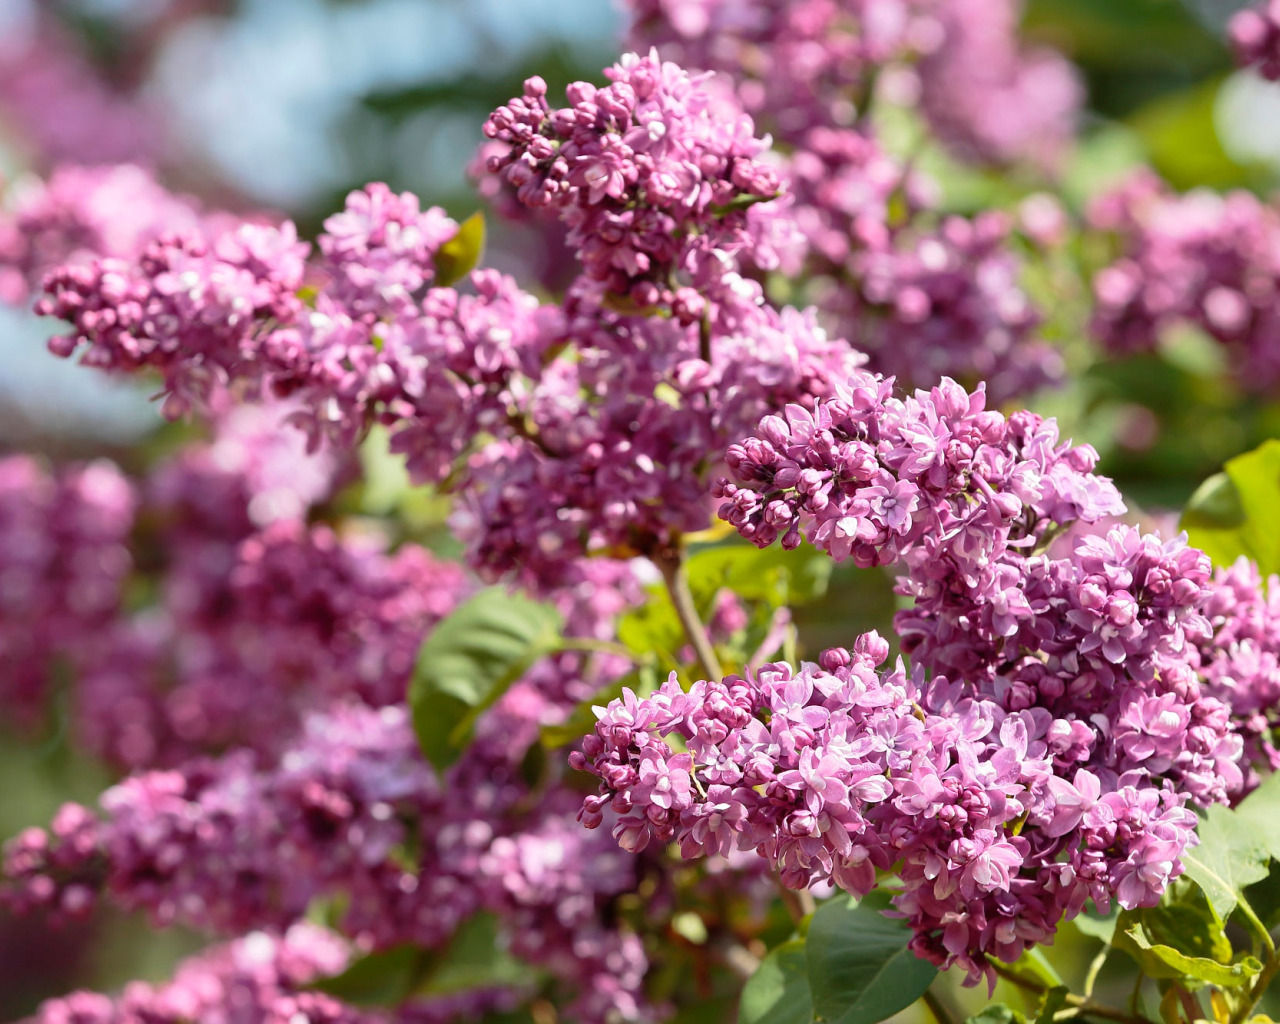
[
  {"left": 1083, "top": 947, "right": 1109, "bottom": 999},
  {"left": 987, "top": 959, "right": 1153, "bottom": 1024},
  {"left": 922, "top": 988, "right": 959, "bottom": 1024},
  {"left": 774, "top": 874, "right": 815, "bottom": 924},
  {"left": 653, "top": 546, "right": 723, "bottom": 679}
]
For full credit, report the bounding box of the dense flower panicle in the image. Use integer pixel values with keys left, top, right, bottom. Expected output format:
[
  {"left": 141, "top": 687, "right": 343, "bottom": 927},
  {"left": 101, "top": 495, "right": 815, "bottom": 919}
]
[
  {"left": 0, "top": 456, "right": 136, "bottom": 726},
  {"left": 39, "top": 224, "right": 310, "bottom": 415},
  {"left": 1231, "top": 1, "right": 1280, "bottom": 80},
  {"left": 573, "top": 637, "right": 1200, "bottom": 984},
  {"left": 624, "top": 0, "right": 1081, "bottom": 169},
  {"left": 899, "top": 526, "right": 1245, "bottom": 806},
  {"left": 623, "top": 0, "right": 923, "bottom": 142},
  {"left": 451, "top": 301, "right": 860, "bottom": 588},
  {"left": 1197, "top": 559, "right": 1280, "bottom": 782},
  {"left": 844, "top": 212, "right": 1062, "bottom": 401},
  {"left": 915, "top": 0, "right": 1081, "bottom": 169},
  {"left": 716, "top": 370, "right": 1123, "bottom": 572},
  {"left": 27, "top": 925, "right": 366, "bottom": 1024},
  {"left": 0, "top": 164, "right": 204, "bottom": 304},
  {"left": 482, "top": 51, "right": 789, "bottom": 320},
  {"left": 275, "top": 269, "right": 558, "bottom": 476},
  {"left": 0, "top": 24, "right": 162, "bottom": 168},
  {"left": 1089, "top": 172, "right": 1280, "bottom": 394},
  {"left": 5, "top": 692, "right": 654, "bottom": 1023},
  {"left": 78, "top": 521, "right": 467, "bottom": 767},
  {"left": 317, "top": 183, "right": 460, "bottom": 320}
]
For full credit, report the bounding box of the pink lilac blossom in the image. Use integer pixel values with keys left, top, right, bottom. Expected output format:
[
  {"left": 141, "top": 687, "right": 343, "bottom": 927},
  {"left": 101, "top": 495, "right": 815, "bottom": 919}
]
[
  {"left": 0, "top": 25, "right": 162, "bottom": 168},
  {"left": 0, "top": 164, "right": 204, "bottom": 305},
  {"left": 623, "top": 0, "right": 925, "bottom": 142},
  {"left": 4, "top": 696, "right": 653, "bottom": 1024},
  {"left": 27, "top": 925, "right": 366, "bottom": 1024},
  {"left": 581, "top": 368, "right": 1252, "bottom": 978},
  {"left": 1089, "top": 171, "right": 1280, "bottom": 394},
  {"left": 1196, "top": 559, "right": 1280, "bottom": 785},
  {"left": 449, "top": 299, "right": 861, "bottom": 588},
  {"left": 914, "top": 0, "right": 1082, "bottom": 170},
  {"left": 481, "top": 52, "right": 790, "bottom": 322},
  {"left": 76, "top": 520, "right": 467, "bottom": 768},
  {"left": 624, "top": 0, "right": 1081, "bottom": 168},
  {"left": 714, "top": 370, "right": 1124, "bottom": 573},
  {"left": 39, "top": 223, "right": 310, "bottom": 416},
  {"left": 0, "top": 456, "right": 136, "bottom": 728},
  {"left": 1231, "top": 1, "right": 1280, "bottom": 81},
  {"left": 573, "top": 636, "right": 1200, "bottom": 985}
]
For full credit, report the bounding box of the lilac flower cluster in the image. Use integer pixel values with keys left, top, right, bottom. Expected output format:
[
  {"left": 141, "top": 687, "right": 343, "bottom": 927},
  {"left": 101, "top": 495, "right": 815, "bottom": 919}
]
[
  {"left": 574, "top": 636, "right": 1199, "bottom": 984},
  {"left": 37, "top": 162, "right": 861, "bottom": 590},
  {"left": 566, "top": 369, "right": 1256, "bottom": 979},
  {"left": 78, "top": 518, "right": 466, "bottom": 768},
  {"left": 28, "top": 925, "right": 365, "bottom": 1024},
  {"left": 1231, "top": 1, "right": 1280, "bottom": 80},
  {"left": 451, "top": 301, "right": 860, "bottom": 586},
  {"left": 1089, "top": 172, "right": 1280, "bottom": 394},
  {"left": 482, "top": 51, "right": 789, "bottom": 320},
  {"left": 39, "top": 223, "right": 309, "bottom": 416},
  {"left": 1196, "top": 559, "right": 1280, "bottom": 784},
  {"left": 0, "top": 456, "right": 136, "bottom": 728},
  {"left": 714, "top": 371, "right": 1122, "bottom": 570},
  {"left": 624, "top": 0, "right": 1081, "bottom": 169},
  {"left": 915, "top": 0, "right": 1082, "bottom": 170},
  {"left": 0, "top": 163, "right": 204, "bottom": 304},
  {"left": 618, "top": 0, "right": 1068, "bottom": 400},
  {"left": 4, "top": 694, "right": 653, "bottom": 1023},
  {"left": 0, "top": 21, "right": 162, "bottom": 168}
]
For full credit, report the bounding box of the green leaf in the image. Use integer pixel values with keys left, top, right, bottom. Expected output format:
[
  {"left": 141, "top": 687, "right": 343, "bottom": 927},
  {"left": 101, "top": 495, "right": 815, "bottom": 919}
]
[
  {"left": 966, "top": 1006, "right": 1025, "bottom": 1024},
  {"left": 1013, "top": 948, "right": 1063, "bottom": 989},
  {"left": 738, "top": 939, "right": 812, "bottom": 1024},
  {"left": 311, "top": 945, "right": 430, "bottom": 1006},
  {"left": 685, "top": 540, "right": 833, "bottom": 610},
  {"left": 434, "top": 211, "right": 485, "bottom": 287},
  {"left": 1120, "top": 923, "right": 1259, "bottom": 989},
  {"left": 1182, "top": 803, "right": 1273, "bottom": 919},
  {"left": 806, "top": 890, "right": 937, "bottom": 1024},
  {"left": 410, "top": 587, "right": 563, "bottom": 771},
  {"left": 1181, "top": 440, "right": 1280, "bottom": 574},
  {"left": 309, "top": 914, "right": 534, "bottom": 1007},
  {"left": 1128, "top": 77, "right": 1260, "bottom": 191},
  {"left": 1071, "top": 906, "right": 1119, "bottom": 944},
  {"left": 417, "top": 912, "right": 532, "bottom": 995}
]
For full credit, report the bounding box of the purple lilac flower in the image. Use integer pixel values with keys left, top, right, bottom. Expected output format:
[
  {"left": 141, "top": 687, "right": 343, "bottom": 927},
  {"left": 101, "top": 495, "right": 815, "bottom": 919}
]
[
  {"left": 482, "top": 52, "right": 790, "bottom": 322},
  {"left": 915, "top": 0, "right": 1082, "bottom": 170},
  {"left": 38, "top": 223, "right": 309, "bottom": 416},
  {"left": 1231, "top": 1, "right": 1280, "bottom": 80},
  {"left": 27, "top": 925, "right": 366, "bottom": 1024},
  {"left": 573, "top": 637, "right": 1201, "bottom": 985},
  {"left": 0, "top": 163, "right": 205, "bottom": 304},
  {"left": 1196, "top": 559, "right": 1280, "bottom": 785},
  {"left": 715, "top": 370, "right": 1123, "bottom": 572},
  {"left": 0, "top": 456, "right": 136, "bottom": 728},
  {"left": 1089, "top": 171, "right": 1280, "bottom": 395}
]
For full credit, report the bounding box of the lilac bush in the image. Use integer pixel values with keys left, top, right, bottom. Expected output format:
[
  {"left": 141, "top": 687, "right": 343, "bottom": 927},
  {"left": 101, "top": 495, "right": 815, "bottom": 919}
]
[{"left": 6, "top": 3, "right": 1280, "bottom": 1024}]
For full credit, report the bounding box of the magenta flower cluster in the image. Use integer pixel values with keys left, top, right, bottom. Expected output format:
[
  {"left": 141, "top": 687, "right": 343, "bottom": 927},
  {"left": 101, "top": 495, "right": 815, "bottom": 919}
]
[
  {"left": 1089, "top": 171, "right": 1280, "bottom": 395},
  {"left": 482, "top": 51, "right": 787, "bottom": 320},
  {"left": 1231, "top": 0, "right": 1280, "bottom": 81},
  {"left": 573, "top": 368, "right": 1260, "bottom": 982},
  {"left": 0, "top": 455, "right": 135, "bottom": 727},
  {"left": 574, "top": 637, "right": 1199, "bottom": 985}
]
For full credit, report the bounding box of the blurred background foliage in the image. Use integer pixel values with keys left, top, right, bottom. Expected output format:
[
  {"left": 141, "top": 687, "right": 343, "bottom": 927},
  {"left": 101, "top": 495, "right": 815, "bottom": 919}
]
[{"left": 1, "top": 0, "right": 1279, "bottom": 1020}]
